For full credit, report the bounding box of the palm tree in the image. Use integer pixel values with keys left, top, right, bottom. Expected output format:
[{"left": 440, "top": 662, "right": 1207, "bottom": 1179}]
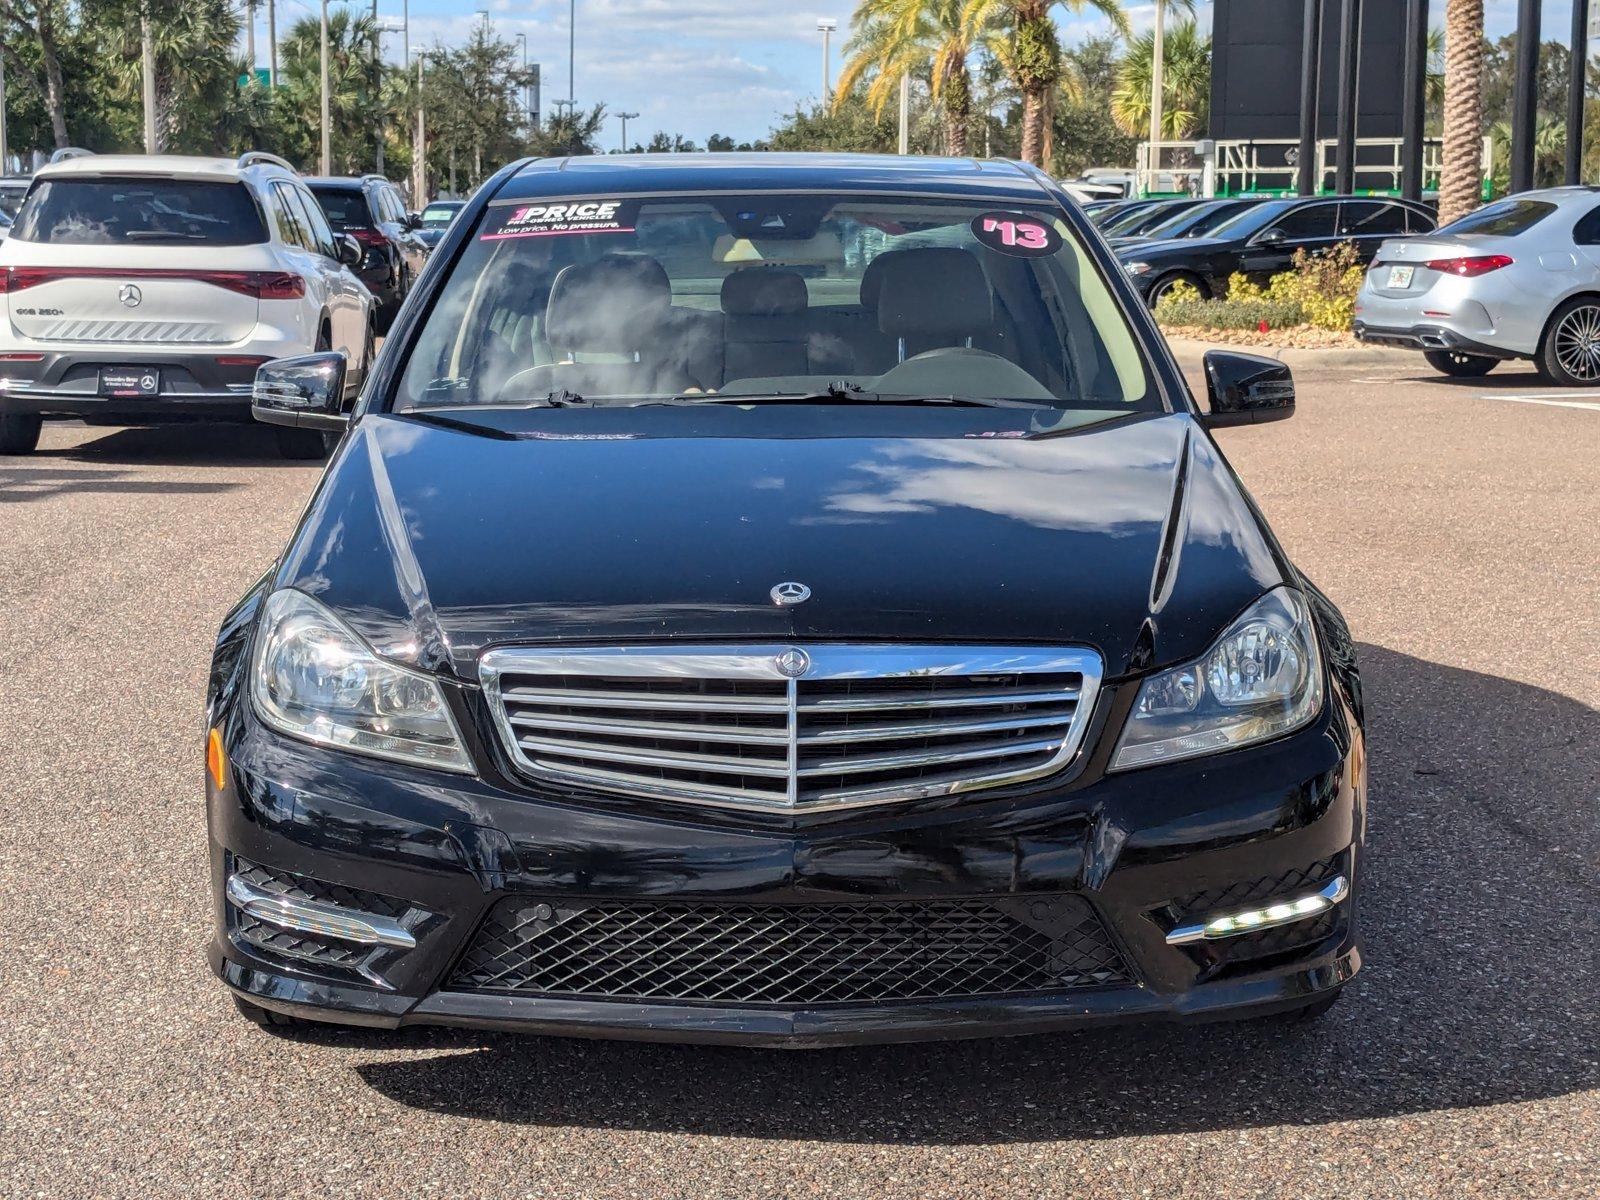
[
  {"left": 279, "top": 8, "right": 382, "bottom": 172},
  {"left": 1110, "top": 20, "right": 1209, "bottom": 139},
  {"left": 103, "top": 0, "right": 242, "bottom": 153},
  {"left": 837, "top": 0, "right": 994, "bottom": 157},
  {"left": 1438, "top": 0, "right": 1485, "bottom": 225},
  {"left": 967, "top": 0, "right": 1128, "bottom": 167}
]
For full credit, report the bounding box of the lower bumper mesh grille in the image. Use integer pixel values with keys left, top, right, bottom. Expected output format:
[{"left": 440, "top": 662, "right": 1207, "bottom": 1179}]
[{"left": 449, "top": 894, "right": 1128, "bottom": 1006}]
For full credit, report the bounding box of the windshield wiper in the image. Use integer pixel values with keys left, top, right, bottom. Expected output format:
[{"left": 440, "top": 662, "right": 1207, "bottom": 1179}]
[
  {"left": 123, "top": 231, "right": 208, "bottom": 241},
  {"left": 684, "top": 382, "right": 1051, "bottom": 409}
]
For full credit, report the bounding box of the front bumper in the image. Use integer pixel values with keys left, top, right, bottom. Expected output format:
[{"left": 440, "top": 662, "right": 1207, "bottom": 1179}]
[
  {"left": 207, "top": 688, "right": 1366, "bottom": 1047},
  {"left": 0, "top": 349, "right": 269, "bottom": 421}
]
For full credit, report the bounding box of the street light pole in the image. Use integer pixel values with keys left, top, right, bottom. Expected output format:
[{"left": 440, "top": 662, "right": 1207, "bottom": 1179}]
[
  {"left": 415, "top": 53, "right": 426, "bottom": 204},
  {"left": 1148, "top": 0, "right": 1165, "bottom": 165},
  {"left": 618, "top": 111, "right": 638, "bottom": 152},
  {"left": 817, "top": 18, "right": 837, "bottom": 102},
  {"left": 569, "top": 0, "right": 576, "bottom": 105},
  {"left": 141, "top": 6, "right": 157, "bottom": 153},
  {"left": 897, "top": 74, "right": 909, "bottom": 154},
  {"left": 516, "top": 33, "right": 529, "bottom": 126},
  {"left": 268, "top": 0, "right": 278, "bottom": 87},
  {"left": 319, "top": 0, "right": 331, "bottom": 175}
]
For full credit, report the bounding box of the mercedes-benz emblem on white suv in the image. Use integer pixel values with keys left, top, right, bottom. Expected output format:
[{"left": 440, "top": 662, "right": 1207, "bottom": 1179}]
[
  {"left": 118, "top": 283, "right": 142, "bottom": 308},
  {"left": 770, "top": 581, "right": 811, "bottom": 606},
  {"left": 774, "top": 648, "right": 811, "bottom": 678}
]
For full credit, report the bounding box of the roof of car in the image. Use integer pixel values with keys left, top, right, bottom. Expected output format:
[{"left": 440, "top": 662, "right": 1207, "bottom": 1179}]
[
  {"left": 304, "top": 175, "right": 394, "bottom": 189},
  {"left": 494, "top": 152, "right": 1055, "bottom": 204},
  {"left": 34, "top": 153, "right": 297, "bottom": 181}
]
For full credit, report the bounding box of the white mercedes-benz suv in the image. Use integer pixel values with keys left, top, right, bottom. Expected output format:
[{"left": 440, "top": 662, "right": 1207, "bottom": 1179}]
[{"left": 0, "top": 150, "right": 374, "bottom": 458}]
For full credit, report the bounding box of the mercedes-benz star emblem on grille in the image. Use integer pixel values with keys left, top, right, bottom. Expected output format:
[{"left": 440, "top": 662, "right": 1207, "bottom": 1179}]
[
  {"left": 774, "top": 648, "right": 811, "bottom": 678},
  {"left": 118, "top": 283, "right": 142, "bottom": 308},
  {"left": 770, "top": 581, "right": 811, "bottom": 606}
]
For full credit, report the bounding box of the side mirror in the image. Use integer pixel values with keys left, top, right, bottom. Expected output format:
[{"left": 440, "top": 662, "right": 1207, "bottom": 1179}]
[
  {"left": 1252, "top": 227, "right": 1286, "bottom": 246},
  {"left": 335, "top": 233, "right": 362, "bottom": 266},
  {"left": 1201, "top": 350, "right": 1295, "bottom": 428},
  {"left": 404, "top": 212, "right": 422, "bottom": 230},
  {"left": 252, "top": 352, "right": 349, "bottom": 431}
]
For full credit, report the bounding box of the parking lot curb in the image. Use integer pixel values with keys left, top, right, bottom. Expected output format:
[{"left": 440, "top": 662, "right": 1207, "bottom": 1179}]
[{"left": 1162, "top": 335, "right": 1419, "bottom": 371}]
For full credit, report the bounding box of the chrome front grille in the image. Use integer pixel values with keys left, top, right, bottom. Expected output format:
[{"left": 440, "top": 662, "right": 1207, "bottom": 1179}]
[{"left": 481, "top": 645, "right": 1102, "bottom": 814}]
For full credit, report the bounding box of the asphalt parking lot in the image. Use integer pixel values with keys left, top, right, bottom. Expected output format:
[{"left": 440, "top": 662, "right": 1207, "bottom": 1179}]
[{"left": 1, "top": 350, "right": 1595, "bottom": 1198}]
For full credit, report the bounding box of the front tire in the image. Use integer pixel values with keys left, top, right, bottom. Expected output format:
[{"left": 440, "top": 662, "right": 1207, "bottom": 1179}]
[
  {"left": 1423, "top": 349, "right": 1498, "bottom": 378},
  {"left": 232, "top": 994, "right": 307, "bottom": 1029},
  {"left": 1539, "top": 297, "right": 1600, "bottom": 386},
  {"left": 1147, "top": 271, "right": 1206, "bottom": 309},
  {"left": 274, "top": 426, "right": 329, "bottom": 460},
  {"left": 1269, "top": 987, "right": 1342, "bottom": 1023},
  {"left": 0, "top": 413, "right": 42, "bottom": 455}
]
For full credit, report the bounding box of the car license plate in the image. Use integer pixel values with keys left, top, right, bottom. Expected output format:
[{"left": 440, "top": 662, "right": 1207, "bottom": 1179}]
[
  {"left": 99, "top": 367, "right": 160, "bottom": 397},
  {"left": 1387, "top": 265, "right": 1415, "bottom": 289}
]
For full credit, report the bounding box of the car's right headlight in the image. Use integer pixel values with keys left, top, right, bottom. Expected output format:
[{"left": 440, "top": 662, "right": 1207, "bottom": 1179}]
[
  {"left": 1111, "top": 587, "right": 1324, "bottom": 771},
  {"left": 1123, "top": 261, "right": 1153, "bottom": 276},
  {"left": 250, "top": 588, "right": 471, "bottom": 773}
]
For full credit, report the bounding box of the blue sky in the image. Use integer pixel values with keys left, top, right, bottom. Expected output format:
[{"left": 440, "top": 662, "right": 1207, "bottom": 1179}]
[{"left": 244, "top": 1, "right": 1579, "bottom": 147}]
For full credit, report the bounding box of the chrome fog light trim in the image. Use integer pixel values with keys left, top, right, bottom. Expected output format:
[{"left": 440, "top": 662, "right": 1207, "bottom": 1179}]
[
  {"left": 226, "top": 873, "right": 417, "bottom": 949},
  {"left": 1165, "top": 875, "right": 1349, "bottom": 945}
]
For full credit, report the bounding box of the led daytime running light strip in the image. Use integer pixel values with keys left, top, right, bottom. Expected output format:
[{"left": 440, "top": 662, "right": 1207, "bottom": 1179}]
[{"left": 1165, "top": 875, "right": 1349, "bottom": 945}]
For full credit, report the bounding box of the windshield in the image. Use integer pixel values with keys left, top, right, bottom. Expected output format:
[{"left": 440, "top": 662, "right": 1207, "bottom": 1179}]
[
  {"left": 421, "top": 203, "right": 461, "bottom": 228},
  {"left": 1206, "top": 200, "right": 1295, "bottom": 241},
  {"left": 393, "top": 192, "right": 1158, "bottom": 415},
  {"left": 1435, "top": 198, "right": 1556, "bottom": 237},
  {"left": 12, "top": 178, "right": 267, "bottom": 245},
  {"left": 308, "top": 186, "right": 373, "bottom": 229},
  {"left": 1143, "top": 200, "right": 1256, "bottom": 240}
]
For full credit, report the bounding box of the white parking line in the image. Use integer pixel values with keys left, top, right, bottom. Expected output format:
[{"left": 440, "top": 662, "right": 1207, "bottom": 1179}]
[{"left": 1482, "top": 394, "right": 1600, "bottom": 411}]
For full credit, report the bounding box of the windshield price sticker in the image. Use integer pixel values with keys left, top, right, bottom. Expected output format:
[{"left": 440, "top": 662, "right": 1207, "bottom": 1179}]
[
  {"left": 971, "top": 211, "right": 1063, "bottom": 258},
  {"left": 482, "top": 200, "right": 639, "bottom": 241}
]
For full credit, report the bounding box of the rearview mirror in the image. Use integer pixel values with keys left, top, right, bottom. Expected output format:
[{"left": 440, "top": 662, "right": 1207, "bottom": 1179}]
[
  {"left": 335, "top": 233, "right": 362, "bottom": 266},
  {"left": 252, "top": 352, "right": 349, "bottom": 431},
  {"left": 1201, "top": 350, "right": 1295, "bottom": 428}
]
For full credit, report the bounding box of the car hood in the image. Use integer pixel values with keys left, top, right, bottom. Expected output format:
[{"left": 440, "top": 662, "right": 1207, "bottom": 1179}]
[{"left": 275, "top": 408, "right": 1288, "bottom": 682}]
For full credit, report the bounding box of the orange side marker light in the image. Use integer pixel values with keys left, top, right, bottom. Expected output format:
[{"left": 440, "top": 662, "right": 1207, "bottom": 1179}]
[{"left": 207, "top": 727, "right": 228, "bottom": 791}]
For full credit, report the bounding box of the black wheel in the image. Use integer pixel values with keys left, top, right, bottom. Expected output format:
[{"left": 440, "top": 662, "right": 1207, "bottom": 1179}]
[
  {"left": 0, "top": 413, "right": 42, "bottom": 455},
  {"left": 1270, "top": 987, "right": 1342, "bottom": 1023},
  {"left": 232, "top": 994, "right": 307, "bottom": 1029},
  {"left": 1147, "top": 271, "right": 1206, "bottom": 309},
  {"left": 1423, "top": 349, "right": 1497, "bottom": 377},
  {"left": 1539, "top": 297, "right": 1600, "bottom": 386}
]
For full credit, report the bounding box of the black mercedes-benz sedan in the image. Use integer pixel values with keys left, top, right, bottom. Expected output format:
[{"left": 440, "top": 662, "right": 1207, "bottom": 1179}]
[
  {"left": 1119, "top": 194, "right": 1436, "bottom": 306},
  {"left": 210, "top": 153, "right": 1366, "bottom": 1047}
]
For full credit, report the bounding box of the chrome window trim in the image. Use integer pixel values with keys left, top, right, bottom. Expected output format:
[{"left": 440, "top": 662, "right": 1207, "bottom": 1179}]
[{"left": 480, "top": 644, "right": 1104, "bottom": 815}]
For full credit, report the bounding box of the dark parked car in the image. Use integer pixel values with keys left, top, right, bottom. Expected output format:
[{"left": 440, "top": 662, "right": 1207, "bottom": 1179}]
[
  {"left": 216, "top": 152, "right": 1365, "bottom": 1046},
  {"left": 414, "top": 199, "right": 465, "bottom": 250},
  {"left": 1107, "top": 197, "right": 1265, "bottom": 248},
  {"left": 1119, "top": 194, "right": 1437, "bottom": 306},
  {"left": 306, "top": 175, "right": 428, "bottom": 331},
  {"left": 0, "top": 176, "right": 31, "bottom": 219},
  {"left": 1097, "top": 197, "right": 1206, "bottom": 239}
]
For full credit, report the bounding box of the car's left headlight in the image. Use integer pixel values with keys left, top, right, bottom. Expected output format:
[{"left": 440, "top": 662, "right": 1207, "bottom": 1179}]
[
  {"left": 250, "top": 588, "right": 472, "bottom": 773},
  {"left": 1111, "top": 587, "right": 1324, "bottom": 771}
]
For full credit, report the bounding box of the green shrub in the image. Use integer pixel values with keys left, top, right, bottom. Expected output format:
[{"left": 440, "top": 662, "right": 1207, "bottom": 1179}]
[
  {"left": 1155, "top": 241, "right": 1366, "bottom": 332},
  {"left": 1155, "top": 294, "right": 1304, "bottom": 330}
]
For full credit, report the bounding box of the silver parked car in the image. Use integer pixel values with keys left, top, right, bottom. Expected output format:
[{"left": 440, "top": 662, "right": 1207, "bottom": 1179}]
[{"left": 1355, "top": 187, "right": 1600, "bottom": 384}]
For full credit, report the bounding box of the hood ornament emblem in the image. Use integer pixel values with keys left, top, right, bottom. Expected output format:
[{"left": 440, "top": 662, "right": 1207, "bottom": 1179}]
[
  {"left": 770, "top": 581, "right": 811, "bottom": 607},
  {"left": 774, "top": 648, "right": 811, "bottom": 678}
]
